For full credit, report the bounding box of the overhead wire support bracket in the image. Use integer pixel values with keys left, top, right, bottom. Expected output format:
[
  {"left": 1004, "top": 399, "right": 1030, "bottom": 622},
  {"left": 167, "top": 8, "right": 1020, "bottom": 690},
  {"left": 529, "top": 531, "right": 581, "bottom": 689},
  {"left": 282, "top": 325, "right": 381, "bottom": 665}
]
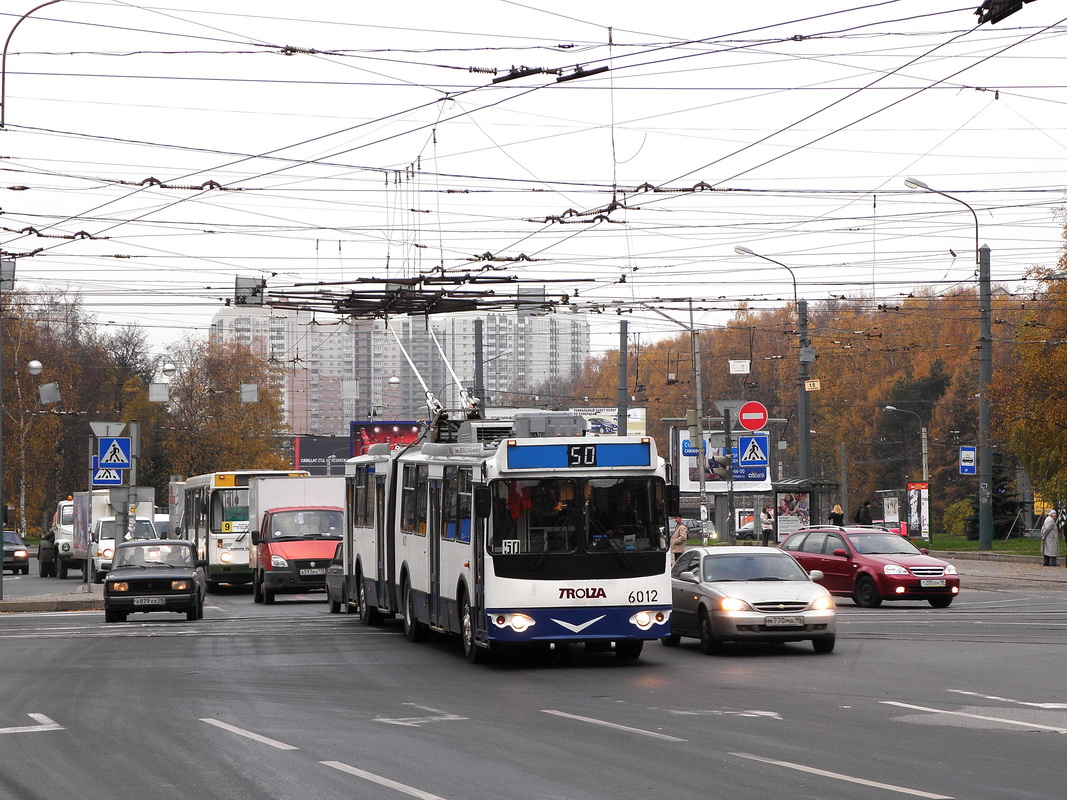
[{"left": 556, "top": 65, "right": 609, "bottom": 83}]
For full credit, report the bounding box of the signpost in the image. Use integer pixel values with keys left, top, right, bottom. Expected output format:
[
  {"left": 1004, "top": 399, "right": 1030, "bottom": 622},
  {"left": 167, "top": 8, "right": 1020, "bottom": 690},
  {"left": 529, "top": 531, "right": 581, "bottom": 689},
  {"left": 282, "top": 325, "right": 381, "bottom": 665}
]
[{"left": 959, "top": 446, "right": 976, "bottom": 475}]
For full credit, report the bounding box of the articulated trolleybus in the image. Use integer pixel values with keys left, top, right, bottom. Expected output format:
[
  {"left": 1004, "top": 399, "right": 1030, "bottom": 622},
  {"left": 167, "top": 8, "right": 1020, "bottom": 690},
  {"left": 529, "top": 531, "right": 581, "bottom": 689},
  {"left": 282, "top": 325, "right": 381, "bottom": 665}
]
[
  {"left": 344, "top": 410, "right": 676, "bottom": 663},
  {"left": 177, "top": 470, "right": 309, "bottom": 590}
]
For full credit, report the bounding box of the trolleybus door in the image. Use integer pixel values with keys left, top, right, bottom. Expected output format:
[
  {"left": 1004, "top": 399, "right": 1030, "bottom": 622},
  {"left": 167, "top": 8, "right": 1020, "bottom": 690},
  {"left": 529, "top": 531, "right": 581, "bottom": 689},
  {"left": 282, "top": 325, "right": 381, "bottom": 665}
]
[
  {"left": 375, "top": 474, "right": 388, "bottom": 610},
  {"left": 428, "top": 480, "right": 443, "bottom": 629}
]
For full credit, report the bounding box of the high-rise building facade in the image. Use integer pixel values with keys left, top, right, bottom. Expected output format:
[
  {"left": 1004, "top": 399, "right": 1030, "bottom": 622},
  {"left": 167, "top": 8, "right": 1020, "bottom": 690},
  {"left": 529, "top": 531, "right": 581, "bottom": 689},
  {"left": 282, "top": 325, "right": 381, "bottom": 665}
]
[{"left": 210, "top": 305, "right": 590, "bottom": 435}]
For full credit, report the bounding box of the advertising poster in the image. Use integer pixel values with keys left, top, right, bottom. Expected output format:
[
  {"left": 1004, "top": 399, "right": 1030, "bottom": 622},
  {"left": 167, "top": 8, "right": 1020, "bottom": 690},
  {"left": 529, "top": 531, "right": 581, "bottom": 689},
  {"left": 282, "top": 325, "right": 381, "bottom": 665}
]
[
  {"left": 775, "top": 491, "right": 810, "bottom": 541},
  {"left": 907, "top": 482, "right": 930, "bottom": 539}
]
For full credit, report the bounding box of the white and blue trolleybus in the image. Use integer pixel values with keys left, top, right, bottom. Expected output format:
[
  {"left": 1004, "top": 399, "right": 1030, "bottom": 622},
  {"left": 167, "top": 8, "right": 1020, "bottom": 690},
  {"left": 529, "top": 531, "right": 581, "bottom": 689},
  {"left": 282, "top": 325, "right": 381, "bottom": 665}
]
[{"left": 343, "top": 410, "right": 676, "bottom": 663}]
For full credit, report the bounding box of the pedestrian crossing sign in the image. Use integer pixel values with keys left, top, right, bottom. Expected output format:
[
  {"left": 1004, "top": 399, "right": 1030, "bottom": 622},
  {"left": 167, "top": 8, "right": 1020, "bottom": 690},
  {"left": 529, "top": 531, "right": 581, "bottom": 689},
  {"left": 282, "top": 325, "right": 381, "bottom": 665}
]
[{"left": 738, "top": 435, "right": 769, "bottom": 466}]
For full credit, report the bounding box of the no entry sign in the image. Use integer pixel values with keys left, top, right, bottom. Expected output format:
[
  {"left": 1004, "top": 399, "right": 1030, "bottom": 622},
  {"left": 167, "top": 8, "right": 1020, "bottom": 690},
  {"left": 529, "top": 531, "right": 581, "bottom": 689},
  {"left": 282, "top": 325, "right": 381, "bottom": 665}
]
[{"left": 738, "top": 400, "right": 769, "bottom": 432}]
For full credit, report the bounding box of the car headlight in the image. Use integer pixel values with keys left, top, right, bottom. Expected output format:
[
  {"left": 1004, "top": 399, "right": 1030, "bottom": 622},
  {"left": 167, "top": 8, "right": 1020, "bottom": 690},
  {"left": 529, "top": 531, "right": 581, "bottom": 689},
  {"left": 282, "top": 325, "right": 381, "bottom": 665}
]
[
  {"left": 883, "top": 564, "right": 908, "bottom": 575},
  {"left": 720, "top": 596, "right": 752, "bottom": 612},
  {"left": 945, "top": 564, "right": 958, "bottom": 575},
  {"left": 171, "top": 580, "right": 192, "bottom": 591},
  {"left": 270, "top": 554, "right": 289, "bottom": 568},
  {"left": 111, "top": 582, "right": 129, "bottom": 592},
  {"left": 14, "top": 549, "right": 28, "bottom": 559},
  {"left": 811, "top": 595, "right": 835, "bottom": 611}
]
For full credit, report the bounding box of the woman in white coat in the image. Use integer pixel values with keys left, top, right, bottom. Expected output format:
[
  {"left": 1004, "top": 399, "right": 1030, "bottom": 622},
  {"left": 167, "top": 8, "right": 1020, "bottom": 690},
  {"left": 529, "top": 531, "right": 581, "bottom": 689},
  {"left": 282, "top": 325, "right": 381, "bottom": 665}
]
[{"left": 1040, "top": 509, "right": 1060, "bottom": 567}]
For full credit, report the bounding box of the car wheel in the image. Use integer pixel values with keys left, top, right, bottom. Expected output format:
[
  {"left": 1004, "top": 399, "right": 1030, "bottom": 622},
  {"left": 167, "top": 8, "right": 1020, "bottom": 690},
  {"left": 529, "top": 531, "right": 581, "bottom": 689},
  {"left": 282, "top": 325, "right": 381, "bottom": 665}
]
[
  {"left": 104, "top": 609, "right": 125, "bottom": 623},
  {"left": 661, "top": 632, "right": 681, "bottom": 647},
  {"left": 263, "top": 585, "right": 276, "bottom": 605},
  {"left": 928, "top": 596, "right": 954, "bottom": 608},
  {"left": 358, "top": 576, "right": 382, "bottom": 625},
  {"left": 328, "top": 588, "right": 342, "bottom": 614},
  {"left": 812, "top": 636, "right": 836, "bottom": 654},
  {"left": 461, "top": 594, "right": 487, "bottom": 664},
  {"left": 698, "top": 610, "right": 722, "bottom": 655},
  {"left": 252, "top": 573, "right": 263, "bottom": 603},
  {"left": 615, "top": 640, "right": 644, "bottom": 660},
  {"left": 403, "top": 580, "right": 428, "bottom": 642},
  {"left": 853, "top": 575, "right": 882, "bottom": 608},
  {"left": 197, "top": 597, "right": 205, "bottom": 619},
  {"left": 22, "top": 564, "right": 30, "bottom": 575},
  {"left": 186, "top": 605, "right": 198, "bottom": 621},
  {"left": 58, "top": 560, "right": 68, "bottom": 579}
]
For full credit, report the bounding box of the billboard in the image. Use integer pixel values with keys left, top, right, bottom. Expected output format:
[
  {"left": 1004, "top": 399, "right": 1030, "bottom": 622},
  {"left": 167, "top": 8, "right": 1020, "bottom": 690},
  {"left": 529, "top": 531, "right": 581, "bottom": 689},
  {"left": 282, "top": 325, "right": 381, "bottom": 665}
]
[
  {"left": 350, "top": 420, "right": 423, "bottom": 455},
  {"left": 907, "top": 481, "right": 930, "bottom": 539},
  {"left": 568, "top": 407, "right": 647, "bottom": 436},
  {"left": 675, "top": 429, "right": 772, "bottom": 493}
]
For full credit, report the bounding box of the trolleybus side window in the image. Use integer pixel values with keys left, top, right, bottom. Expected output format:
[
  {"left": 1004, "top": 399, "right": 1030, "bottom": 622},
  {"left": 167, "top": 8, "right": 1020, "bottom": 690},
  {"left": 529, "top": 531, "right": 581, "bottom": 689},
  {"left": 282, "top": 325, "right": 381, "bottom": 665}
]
[
  {"left": 443, "top": 467, "right": 459, "bottom": 542},
  {"left": 457, "top": 468, "right": 472, "bottom": 544},
  {"left": 401, "top": 464, "right": 429, "bottom": 535}
]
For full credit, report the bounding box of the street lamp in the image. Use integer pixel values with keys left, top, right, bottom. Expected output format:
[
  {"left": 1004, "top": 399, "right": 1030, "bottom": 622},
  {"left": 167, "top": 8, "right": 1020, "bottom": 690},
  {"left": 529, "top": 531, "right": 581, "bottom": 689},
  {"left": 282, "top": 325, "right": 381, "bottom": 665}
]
[
  {"left": 884, "top": 406, "right": 928, "bottom": 482},
  {"left": 904, "top": 177, "right": 991, "bottom": 550},
  {"left": 734, "top": 245, "right": 812, "bottom": 481}
]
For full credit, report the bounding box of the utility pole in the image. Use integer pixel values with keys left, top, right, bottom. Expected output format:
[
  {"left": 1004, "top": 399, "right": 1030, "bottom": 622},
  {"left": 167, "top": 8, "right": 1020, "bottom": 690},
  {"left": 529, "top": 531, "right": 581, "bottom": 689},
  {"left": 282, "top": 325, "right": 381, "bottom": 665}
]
[
  {"left": 617, "top": 320, "right": 628, "bottom": 436},
  {"left": 690, "top": 302, "right": 708, "bottom": 523},
  {"left": 979, "top": 244, "right": 993, "bottom": 550},
  {"left": 798, "top": 299, "right": 812, "bottom": 481}
]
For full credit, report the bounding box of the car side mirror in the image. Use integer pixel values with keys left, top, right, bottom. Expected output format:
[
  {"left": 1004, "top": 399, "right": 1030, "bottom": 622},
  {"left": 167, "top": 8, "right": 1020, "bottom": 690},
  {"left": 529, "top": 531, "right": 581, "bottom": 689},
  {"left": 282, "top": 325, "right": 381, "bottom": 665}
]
[
  {"left": 250, "top": 531, "right": 262, "bottom": 546},
  {"left": 196, "top": 559, "right": 208, "bottom": 568},
  {"left": 679, "top": 570, "right": 699, "bottom": 584},
  {"left": 832, "top": 548, "right": 848, "bottom": 558},
  {"left": 809, "top": 569, "right": 825, "bottom": 582},
  {"left": 919, "top": 548, "right": 929, "bottom": 554}
]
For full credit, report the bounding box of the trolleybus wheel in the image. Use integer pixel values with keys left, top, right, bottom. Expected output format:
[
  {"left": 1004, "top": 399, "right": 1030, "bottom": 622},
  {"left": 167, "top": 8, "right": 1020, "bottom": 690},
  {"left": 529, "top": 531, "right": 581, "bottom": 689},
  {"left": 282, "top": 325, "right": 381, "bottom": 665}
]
[
  {"left": 461, "top": 594, "right": 487, "bottom": 664},
  {"left": 614, "top": 640, "right": 644, "bottom": 660},
  {"left": 403, "top": 580, "right": 428, "bottom": 642}
]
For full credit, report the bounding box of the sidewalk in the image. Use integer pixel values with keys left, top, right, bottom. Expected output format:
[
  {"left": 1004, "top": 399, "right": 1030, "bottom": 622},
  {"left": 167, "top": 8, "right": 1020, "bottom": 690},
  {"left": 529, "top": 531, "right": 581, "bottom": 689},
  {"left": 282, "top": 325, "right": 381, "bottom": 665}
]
[{"left": 0, "top": 582, "right": 103, "bottom": 613}]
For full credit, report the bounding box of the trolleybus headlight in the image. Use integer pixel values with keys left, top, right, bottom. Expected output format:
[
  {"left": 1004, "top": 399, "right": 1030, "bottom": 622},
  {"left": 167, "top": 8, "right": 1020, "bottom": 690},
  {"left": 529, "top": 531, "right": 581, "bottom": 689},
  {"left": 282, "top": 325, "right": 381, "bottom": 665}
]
[
  {"left": 219, "top": 551, "right": 233, "bottom": 564},
  {"left": 491, "top": 613, "right": 536, "bottom": 632},
  {"left": 171, "top": 580, "right": 191, "bottom": 591},
  {"left": 628, "top": 610, "right": 668, "bottom": 630},
  {"left": 101, "top": 547, "right": 113, "bottom": 560},
  {"left": 270, "top": 554, "right": 288, "bottom": 568}
]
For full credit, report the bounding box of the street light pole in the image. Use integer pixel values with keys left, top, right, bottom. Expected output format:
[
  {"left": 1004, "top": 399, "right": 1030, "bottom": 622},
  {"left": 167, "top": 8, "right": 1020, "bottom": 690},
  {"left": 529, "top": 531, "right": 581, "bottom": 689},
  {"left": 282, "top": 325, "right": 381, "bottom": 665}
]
[
  {"left": 884, "top": 406, "right": 928, "bottom": 482},
  {"left": 734, "top": 246, "right": 810, "bottom": 480},
  {"left": 904, "top": 178, "right": 991, "bottom": 550}
]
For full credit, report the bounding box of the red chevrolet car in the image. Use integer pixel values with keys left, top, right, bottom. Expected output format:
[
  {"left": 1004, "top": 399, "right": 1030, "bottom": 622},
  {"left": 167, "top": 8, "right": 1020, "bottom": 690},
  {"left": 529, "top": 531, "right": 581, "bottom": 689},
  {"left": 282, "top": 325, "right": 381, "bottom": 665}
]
[{"left": 780, "top": 526, "right": 959, "bottom": 608}]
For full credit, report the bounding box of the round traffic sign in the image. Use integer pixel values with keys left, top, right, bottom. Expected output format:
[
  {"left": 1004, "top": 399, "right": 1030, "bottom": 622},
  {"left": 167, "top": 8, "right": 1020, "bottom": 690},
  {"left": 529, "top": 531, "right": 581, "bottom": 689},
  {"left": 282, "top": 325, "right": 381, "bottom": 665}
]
[{"left": 738, "top": 400, "right": 769, "bottom": 431}]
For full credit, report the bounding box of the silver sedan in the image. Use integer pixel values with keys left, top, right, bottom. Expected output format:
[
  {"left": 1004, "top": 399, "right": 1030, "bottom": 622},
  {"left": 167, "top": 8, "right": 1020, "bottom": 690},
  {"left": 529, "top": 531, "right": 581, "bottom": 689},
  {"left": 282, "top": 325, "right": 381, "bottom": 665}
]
[{"left": 664, "top": 546, "right": 836, "bottom": 654}]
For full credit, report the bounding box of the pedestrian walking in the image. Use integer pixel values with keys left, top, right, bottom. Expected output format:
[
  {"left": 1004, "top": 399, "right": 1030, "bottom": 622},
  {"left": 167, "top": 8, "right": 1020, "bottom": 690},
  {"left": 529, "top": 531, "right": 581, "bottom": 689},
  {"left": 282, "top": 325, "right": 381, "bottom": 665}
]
[
  {"left": 1041, "top": 508, "right": 1060, "bottom": 567},
  {"left": 670, "top": 516, "right": 688, "bottom": 566},
  {"left": 854, "top": 501, "right": 873, "bottom": 526},
  {"left": 828, "top": 504, "right": 845, "bottom": 527}
]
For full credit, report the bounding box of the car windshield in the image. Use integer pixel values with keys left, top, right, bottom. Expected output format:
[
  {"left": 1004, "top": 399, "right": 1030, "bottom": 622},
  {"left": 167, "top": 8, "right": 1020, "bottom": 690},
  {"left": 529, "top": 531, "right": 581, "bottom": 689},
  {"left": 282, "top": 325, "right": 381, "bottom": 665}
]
[
  {"left": 96, "top": 519, "right": 157, "bottom": 541},
  {"left": 114, "top": 543, "right": 194, "bottom": 569},
  {"left": 268, "top": 509, "right": 343, "bottom": 540},
  {"left": 703, "top": 552, "right": 810, "bottom": 582},
  {"left": 849, "top": 533, "right": 922, "bottom": 555},
  {"left": 3, "top": 531, "right": 23, "bottom": 546}
]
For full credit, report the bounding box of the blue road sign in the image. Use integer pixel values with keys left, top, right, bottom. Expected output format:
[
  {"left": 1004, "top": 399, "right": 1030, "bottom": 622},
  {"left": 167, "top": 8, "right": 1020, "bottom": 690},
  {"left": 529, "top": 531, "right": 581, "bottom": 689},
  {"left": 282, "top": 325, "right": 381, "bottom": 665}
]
[
  {"left": 98, "top": 436, "right": 131, "bottom": 469},
  {"left": 91, "top": 456, "right": 123, "bottom": 486},
  {"left": 738, "top": 435, "right": 769, "bottom": 466},
  {"left": 959, "top": 445, "right": 977, "bottom": 475}
]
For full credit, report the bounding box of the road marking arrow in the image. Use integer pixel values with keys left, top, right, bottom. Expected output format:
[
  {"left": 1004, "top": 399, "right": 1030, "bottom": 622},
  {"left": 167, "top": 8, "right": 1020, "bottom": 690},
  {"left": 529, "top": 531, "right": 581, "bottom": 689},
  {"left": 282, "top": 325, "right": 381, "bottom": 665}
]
[
  {"left": 0, "top": 713, "right": 63, "bottom": 735},
  {"left": 373, "top": 704, "right": 467, "bottom": 727}
]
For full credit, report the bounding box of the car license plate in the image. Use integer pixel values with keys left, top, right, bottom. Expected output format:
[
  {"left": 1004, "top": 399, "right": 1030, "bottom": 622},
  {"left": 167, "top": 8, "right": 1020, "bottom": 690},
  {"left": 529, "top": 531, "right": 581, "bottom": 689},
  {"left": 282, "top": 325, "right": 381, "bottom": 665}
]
[
  {"left": 765, "top": 616, "right": 804, "bottom": 627},
  {"left": 300, "top": 568, "right": 326, "bottom": 576},
  {"left": 133, "top": 597, "right": 165, "bottom": 606},
  {"left": 920, "top": 579, "right": 946, "bottom": 587}
]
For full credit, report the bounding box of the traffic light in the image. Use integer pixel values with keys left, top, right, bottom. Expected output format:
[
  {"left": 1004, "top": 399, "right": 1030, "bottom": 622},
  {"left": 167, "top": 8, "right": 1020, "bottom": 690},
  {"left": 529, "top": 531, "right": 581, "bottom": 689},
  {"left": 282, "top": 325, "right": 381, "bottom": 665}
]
[
  {"left": 710, "top": 454, "right": 732, "bottom": 481},
  {"left": 975, "top": 0, "right": 1036, "bottom": 25}
]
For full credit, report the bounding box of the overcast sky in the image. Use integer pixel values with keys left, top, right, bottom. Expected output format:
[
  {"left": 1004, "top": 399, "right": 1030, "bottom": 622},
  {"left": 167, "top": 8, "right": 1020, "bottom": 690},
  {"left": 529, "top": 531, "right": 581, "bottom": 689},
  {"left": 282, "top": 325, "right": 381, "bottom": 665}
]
[{"left": 2, "top": 0, "right": 1065, "bottom": 359}]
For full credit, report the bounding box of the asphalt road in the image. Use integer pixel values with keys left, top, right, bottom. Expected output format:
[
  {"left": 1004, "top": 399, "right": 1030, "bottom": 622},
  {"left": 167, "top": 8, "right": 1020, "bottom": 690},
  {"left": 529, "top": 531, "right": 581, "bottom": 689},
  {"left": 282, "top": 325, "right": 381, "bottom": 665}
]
[{"left": 2, "top": 557, "right": 1066, "bottom": 800}]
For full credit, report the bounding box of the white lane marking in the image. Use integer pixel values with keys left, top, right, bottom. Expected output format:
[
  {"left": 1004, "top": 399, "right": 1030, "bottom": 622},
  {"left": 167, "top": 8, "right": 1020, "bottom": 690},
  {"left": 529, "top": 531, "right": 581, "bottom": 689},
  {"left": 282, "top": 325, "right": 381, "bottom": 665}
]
[
  {"left": 881, "top": 701, "right": 1067, "bottom": 734},
  {"left": 947, "top": 689, "right": 1067, "bottom": 709},
  {"left": 731, "top": 752, "right": 953, "bottom": 799},
  {"left": 670, "top": 709, "right": 782, "bottom": 720},
  {"left": 374, "top": 704, "right": 467, "bottom": 727},
  {"left": 321, "top": 761, "right": 446, "bottom": 800},
  {"left": 542, "top": 709, "right": 686, "bottom": 741},
  {"left": 199, "top": 718, "right": 298, "bottom": 750},
  {"left": 0, "top": 713, "right": 63, "bottom": 735}
]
